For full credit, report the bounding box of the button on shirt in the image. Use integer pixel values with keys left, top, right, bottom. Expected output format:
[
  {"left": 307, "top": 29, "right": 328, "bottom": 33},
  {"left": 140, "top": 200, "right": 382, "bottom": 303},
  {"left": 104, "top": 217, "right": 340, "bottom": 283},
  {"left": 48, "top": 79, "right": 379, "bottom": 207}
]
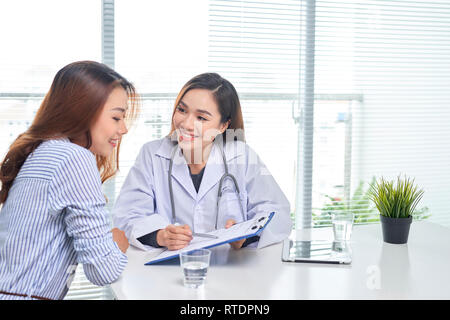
[{"left": 0, "top": 139, "right": 127, "bottom": 300}]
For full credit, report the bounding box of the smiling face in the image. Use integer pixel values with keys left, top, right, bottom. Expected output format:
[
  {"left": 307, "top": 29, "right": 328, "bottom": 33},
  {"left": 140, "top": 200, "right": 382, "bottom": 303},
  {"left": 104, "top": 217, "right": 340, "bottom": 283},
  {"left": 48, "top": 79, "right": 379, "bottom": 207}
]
[
  {"left": 89, "top": 87, "right": 129, "bottom": 157},
  {"left": 172, "top": 88, "right": 229, "bottom": 157}
]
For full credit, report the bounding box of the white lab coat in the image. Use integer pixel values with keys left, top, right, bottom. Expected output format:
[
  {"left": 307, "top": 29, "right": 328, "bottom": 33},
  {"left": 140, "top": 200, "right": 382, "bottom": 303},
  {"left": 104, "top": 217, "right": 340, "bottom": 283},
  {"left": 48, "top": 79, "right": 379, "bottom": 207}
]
[{"left": 113, "top": 136, "right": 292, "bottom": 250}]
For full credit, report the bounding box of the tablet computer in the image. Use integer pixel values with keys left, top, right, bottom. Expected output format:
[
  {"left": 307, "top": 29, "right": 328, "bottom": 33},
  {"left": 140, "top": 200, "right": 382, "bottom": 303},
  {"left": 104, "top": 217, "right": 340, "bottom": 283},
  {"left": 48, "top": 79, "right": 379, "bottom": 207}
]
[{"left": 282, "top": 239, "right": 352, "bottom": 264}]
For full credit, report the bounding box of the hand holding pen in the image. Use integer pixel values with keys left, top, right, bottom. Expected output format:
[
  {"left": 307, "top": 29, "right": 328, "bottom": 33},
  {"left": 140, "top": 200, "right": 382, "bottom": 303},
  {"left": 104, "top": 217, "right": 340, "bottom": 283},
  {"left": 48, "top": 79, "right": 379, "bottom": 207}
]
[
  {"left": 156, "top": 224, "right": 219, "bottom": 250},
  {"left": 156, "top": 224, "right": 193, "bottom": 251}
]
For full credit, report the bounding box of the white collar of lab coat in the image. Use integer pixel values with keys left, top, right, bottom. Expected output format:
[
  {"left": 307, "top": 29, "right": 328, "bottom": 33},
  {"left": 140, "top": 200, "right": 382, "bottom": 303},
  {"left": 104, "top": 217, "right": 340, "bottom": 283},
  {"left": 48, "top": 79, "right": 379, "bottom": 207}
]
[
  {"left": 154, "top": 136, "right": 246, "bottom": 162},
  {"left": 155, "top": 136, "right": 246, "bottom": 201}
]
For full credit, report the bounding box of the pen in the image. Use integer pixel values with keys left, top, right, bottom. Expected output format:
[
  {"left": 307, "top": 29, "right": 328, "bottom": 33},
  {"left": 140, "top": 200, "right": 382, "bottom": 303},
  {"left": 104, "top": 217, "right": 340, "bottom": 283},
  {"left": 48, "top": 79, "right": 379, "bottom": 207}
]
[{"left": 192, "top": 232, "right": 218, "bottom": 239}]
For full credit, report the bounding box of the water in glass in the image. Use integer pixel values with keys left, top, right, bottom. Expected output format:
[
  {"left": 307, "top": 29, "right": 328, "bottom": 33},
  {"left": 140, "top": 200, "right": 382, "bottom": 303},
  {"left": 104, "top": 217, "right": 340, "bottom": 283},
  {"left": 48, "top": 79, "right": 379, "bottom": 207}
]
[
  {"left": 333, "top": 220, "right": 353, "bottom": 242},
  {"left": 183, "top": 261, "right": 209, "bottom": 288}
]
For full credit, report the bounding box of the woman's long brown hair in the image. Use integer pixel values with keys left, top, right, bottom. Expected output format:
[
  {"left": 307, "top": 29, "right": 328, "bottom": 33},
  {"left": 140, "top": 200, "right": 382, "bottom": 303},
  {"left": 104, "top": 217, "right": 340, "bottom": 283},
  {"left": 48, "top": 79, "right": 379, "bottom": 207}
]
[{"left": 0, "top": 61, "right": 139, "bottom": 205}]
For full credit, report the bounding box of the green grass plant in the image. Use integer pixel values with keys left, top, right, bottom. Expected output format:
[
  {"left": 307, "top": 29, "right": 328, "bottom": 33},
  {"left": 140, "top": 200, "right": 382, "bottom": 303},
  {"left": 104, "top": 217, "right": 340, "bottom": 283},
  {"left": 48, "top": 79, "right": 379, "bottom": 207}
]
[{"left": 368, "top": 176, "right": 424, "bottom": 219}]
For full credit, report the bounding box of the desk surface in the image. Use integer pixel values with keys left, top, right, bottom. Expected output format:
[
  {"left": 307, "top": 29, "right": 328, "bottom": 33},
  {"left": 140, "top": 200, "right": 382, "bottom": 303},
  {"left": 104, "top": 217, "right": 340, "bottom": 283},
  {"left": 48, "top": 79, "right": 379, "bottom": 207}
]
[{"left": 110, "top": 221, "right": 450, "bottom": 299}]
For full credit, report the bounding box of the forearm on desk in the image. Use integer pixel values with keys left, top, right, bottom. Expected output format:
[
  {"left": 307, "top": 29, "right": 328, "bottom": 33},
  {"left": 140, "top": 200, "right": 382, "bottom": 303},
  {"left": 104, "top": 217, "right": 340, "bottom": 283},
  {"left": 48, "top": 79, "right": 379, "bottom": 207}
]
[
  {"left": 242, "top": 236, "right": 260, "bottom": 248},
  {"left": 137, "top": 230, "right": 163, "bottom": 248}
]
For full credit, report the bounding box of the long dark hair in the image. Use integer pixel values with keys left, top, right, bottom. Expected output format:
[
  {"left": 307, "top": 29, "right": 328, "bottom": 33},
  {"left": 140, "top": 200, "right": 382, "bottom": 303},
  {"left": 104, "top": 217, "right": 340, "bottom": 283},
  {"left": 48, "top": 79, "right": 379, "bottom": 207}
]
[
  {"left": 0, "top": 60, "right": 139, "bottom": 205},
  {"left": 169, "top": 72, "right": 245, "bottom": 142}
]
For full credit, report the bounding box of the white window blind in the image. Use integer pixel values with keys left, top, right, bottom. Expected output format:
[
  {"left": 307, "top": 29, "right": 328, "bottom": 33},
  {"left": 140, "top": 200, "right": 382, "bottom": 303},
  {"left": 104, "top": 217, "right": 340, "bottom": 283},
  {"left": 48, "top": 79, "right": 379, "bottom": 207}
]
[
  {"left": 208, "top": 0, "right": 301, "bottom": 226},
  {"left": 207, "top": 0, "right": 449, "bottom": 228},
  {"left": 305, "top": 0, "right": 450, "bottom": 227}
]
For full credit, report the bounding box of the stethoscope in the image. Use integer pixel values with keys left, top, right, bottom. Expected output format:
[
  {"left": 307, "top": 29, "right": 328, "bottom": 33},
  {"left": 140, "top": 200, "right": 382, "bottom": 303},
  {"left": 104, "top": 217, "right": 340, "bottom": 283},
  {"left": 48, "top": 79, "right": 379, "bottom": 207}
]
[{"left": 168, "top": 139, "right": 246, "bottom": 230}]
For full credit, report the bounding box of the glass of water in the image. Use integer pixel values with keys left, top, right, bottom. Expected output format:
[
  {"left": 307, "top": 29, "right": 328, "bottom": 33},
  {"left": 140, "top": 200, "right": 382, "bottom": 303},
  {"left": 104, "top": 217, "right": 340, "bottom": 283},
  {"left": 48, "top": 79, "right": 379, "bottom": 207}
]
[
  {"left": 331, "top": 212, "right": 354, "bottom": 242},
  {"left": 180, "top": 249, "right": 211, "bottom": 288}
]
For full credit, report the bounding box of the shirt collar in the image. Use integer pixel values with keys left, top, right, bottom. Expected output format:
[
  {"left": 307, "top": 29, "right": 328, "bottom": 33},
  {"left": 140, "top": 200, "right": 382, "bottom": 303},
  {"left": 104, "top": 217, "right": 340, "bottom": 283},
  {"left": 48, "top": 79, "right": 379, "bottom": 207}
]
[{"left": 155, "top": 136, "right": 245, "bottom": 162}]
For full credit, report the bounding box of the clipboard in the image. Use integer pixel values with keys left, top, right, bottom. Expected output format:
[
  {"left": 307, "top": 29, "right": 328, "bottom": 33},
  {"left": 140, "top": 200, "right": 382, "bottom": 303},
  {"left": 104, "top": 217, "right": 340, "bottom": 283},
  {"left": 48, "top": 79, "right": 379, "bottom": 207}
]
[{"left": 144, "top": 212, "right": 275, "bottom": 265}]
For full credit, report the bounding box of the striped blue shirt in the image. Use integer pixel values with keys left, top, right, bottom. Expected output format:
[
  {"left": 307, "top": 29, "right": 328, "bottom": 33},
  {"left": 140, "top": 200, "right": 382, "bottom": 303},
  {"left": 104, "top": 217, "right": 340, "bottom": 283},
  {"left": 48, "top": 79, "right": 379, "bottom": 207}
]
[{"left": 0, "top": 138, "right": 127, "bottom": 300}]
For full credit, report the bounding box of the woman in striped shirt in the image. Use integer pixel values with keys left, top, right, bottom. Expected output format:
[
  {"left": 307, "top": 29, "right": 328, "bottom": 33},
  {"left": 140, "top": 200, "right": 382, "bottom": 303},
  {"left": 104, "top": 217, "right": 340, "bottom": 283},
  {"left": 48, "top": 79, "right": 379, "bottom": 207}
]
[{"left": 0, "top": 61, "right": 139, "bottom": 300}]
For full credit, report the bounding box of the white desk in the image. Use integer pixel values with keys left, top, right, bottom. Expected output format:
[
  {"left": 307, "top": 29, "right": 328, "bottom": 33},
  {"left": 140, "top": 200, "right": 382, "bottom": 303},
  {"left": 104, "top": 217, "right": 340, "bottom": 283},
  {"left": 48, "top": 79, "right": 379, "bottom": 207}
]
[{"left": 110, "top": 221, "right": 450, "bottom": 299}]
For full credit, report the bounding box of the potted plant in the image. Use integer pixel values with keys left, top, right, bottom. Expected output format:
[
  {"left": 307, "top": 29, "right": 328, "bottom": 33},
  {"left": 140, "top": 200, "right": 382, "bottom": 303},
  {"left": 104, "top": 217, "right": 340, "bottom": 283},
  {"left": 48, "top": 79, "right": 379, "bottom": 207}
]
[{"left": 368, "top": 176, "right": 424, "bottom": 244}]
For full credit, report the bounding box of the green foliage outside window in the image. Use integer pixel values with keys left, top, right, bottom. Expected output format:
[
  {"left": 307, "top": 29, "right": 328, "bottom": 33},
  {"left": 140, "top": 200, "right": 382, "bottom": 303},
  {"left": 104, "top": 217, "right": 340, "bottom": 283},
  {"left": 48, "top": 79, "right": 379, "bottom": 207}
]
[{"left": 313, "top": 177, "right": 430, "bottom": 227}]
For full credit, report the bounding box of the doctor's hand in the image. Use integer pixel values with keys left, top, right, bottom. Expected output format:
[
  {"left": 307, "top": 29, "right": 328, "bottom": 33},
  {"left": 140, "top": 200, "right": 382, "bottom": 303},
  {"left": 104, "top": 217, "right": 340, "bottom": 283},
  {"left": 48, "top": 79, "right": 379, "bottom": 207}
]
[
  {"left": 156, "top": 224, "right": 193, "bottom": 250},
  {"left": 225, "top": 219, "right": 246, "bottom": 250},
  {"left": 112, "top": 228, "right": 129, "bottom": 253}
]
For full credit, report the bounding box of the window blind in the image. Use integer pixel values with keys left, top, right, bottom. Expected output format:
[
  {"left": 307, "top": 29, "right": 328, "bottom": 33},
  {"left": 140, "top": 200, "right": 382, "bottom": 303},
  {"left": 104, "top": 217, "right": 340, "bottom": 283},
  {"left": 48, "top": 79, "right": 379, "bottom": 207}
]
[
  {"left": 207, "top": 0, "right": 450, "bottom": 227},
  {"left": 208, "top": 0, "right": 301, "bottom": 227},
  {"left": 306, "top": 0, "right": 450, "bottom": 227}
]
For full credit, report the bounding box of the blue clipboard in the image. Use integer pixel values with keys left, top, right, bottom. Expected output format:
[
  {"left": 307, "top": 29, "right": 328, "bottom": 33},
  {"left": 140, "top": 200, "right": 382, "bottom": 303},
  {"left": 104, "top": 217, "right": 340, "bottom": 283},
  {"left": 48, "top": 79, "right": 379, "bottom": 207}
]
[{"left": 144, "top": 212, "right": 275, "bottom": 265}]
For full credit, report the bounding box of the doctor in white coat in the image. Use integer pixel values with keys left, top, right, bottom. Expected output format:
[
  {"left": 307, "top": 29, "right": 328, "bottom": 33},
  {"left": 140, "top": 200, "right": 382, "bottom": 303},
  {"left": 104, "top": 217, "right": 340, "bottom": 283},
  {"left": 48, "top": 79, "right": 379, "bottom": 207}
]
[{"left": 113, "top": 73, "right": 292, "bottom": 251}]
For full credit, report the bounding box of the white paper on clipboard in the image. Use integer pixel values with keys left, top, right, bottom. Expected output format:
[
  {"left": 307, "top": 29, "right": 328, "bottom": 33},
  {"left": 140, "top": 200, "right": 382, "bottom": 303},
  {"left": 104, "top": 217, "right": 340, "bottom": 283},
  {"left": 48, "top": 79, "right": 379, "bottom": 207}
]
[{"left": 144, "top": 212, "right": 275, "bottom": 265}]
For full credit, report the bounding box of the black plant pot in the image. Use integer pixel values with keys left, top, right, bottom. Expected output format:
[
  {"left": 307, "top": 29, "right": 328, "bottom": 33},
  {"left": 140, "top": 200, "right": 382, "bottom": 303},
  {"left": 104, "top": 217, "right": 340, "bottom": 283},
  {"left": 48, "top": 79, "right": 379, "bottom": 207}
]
[{"left": 380, "top": 215, "right": 412, "bottom": 244}]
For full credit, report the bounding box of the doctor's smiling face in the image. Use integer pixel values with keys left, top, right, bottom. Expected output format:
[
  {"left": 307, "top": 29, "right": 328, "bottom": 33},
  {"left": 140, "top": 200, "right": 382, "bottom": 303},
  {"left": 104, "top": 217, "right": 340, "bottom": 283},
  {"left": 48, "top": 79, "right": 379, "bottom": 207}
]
[
  {"left": 170, "top": 73, "right": 245, "bottom": 165},
  {"left": 172, "top": 88, "right": 229, "bottom": 160}
]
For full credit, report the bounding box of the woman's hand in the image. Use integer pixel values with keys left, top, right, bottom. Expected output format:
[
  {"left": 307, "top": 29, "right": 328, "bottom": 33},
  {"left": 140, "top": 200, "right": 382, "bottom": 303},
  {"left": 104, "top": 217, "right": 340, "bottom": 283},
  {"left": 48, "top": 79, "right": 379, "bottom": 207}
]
[
  {"left": 112, "top": 228, "right": 129, "bottom": 253},
  {"left": 225, "top": 219, "right": 246, "bottom": 249},
  {"left": 157, "top": 224, "right": 193, "bottom": 250}
]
